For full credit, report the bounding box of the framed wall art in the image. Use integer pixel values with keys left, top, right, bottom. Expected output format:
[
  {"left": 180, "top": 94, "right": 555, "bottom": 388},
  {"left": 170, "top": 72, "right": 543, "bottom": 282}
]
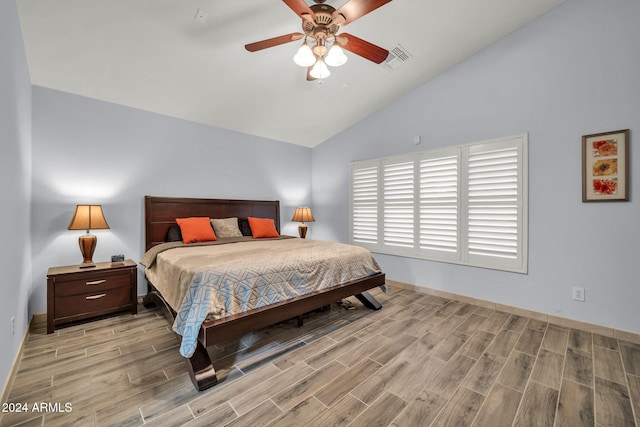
[{"left": 582, "top": 129, "right": 629, "bottom": 202}]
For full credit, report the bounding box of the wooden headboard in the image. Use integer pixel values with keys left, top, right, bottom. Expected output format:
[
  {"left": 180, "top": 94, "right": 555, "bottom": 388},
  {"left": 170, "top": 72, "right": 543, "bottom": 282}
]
[{"left": 144, "top": 196, "right": 281, "bottom": 251}]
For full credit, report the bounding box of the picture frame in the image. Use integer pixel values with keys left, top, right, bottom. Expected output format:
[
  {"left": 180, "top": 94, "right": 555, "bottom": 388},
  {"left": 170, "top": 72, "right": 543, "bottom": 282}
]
[{"left": 582, "top": 129, "right": 629, "bottom": 202}]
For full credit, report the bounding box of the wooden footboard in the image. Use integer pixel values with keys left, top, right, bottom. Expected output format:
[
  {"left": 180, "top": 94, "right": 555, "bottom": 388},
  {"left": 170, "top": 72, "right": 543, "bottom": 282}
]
[{"left": 144, "top": 272, "right": 384, "bottom": 391}]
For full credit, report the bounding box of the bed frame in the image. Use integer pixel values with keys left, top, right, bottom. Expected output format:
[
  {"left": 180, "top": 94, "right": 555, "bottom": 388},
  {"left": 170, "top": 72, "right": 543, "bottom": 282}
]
[{"left": 142, "top": 196, "right": 385, "bottom": 391}]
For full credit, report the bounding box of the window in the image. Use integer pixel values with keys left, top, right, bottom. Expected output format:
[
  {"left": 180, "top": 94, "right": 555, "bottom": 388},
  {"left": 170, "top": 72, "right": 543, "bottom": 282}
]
[{"left": 350, "top": 134, "right": 528, "bottom": 273}]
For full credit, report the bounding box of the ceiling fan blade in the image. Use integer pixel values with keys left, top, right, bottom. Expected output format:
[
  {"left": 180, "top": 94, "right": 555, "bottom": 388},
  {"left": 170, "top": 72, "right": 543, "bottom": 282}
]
[
  {"left": 245, "top": 33, "right": 304, "bottom": 52},
  {"left": 283, "top": 0, "right": 316, "bottom": 22},
  {"left": 337, "top": 33, "right": 389, "bottom": 64},
  {"left": 333, "top": 0, "right": 392, "bottom": 26}
]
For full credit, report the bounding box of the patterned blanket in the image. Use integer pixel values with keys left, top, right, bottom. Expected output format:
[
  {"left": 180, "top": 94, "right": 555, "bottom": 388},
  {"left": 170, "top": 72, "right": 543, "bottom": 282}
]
[{"left": 141, "top": 237, "right": 381, "bottom": 357}]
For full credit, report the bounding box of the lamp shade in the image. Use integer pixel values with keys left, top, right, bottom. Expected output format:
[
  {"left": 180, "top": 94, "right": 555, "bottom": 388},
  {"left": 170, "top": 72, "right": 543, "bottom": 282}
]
[
  {"left": 291, "top": 207, "right": 315, "bottom": 223},
  {"left": 309, "top": 58, "right": 330, "bottom": 79},
  {"left": 293, "top": 42, "right": 316, "bottom": 67},
  {"left": 68, "top": 205, "right": 110, "bottom": 231},
  {"left": 325, "top": 45, "right": 348, "bottom": 67}
]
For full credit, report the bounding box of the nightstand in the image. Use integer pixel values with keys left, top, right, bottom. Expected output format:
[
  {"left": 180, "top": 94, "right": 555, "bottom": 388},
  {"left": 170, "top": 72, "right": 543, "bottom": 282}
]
[{"left": 47, "top": 260, "right": 137, "bottom": 334}]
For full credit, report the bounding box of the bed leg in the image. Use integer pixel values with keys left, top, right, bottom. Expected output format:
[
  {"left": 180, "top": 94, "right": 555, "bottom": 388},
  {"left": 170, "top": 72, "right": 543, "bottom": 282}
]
[
  {"left": 355, "top": 291, "right": 382, "bottom": 310},
  {"left": 142, "top": 292, "right": 157, "bottom": 309},
  {"left": 186, "top": 341, "right": 218, "bottom": 391}
]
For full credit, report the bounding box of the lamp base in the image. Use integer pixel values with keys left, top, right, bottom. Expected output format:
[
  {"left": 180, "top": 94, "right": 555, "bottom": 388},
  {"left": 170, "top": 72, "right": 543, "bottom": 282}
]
[
  {"left": 78, "top": 233, "right": 97, "bottom": 267},
  {"left": 298, "top": 224, "right": 308, "bottom": 239}
]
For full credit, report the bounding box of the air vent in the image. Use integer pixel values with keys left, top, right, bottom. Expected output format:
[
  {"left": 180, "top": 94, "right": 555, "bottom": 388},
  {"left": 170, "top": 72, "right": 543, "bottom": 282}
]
[{"left": 383, "top": 44, "right": 412, "bottom": 70}]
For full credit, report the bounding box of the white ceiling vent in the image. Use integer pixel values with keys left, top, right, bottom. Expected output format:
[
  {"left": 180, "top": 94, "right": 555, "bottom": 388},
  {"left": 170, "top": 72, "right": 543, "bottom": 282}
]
[{"left": 383, "top": 44, "right": 412, "bottom": 70}]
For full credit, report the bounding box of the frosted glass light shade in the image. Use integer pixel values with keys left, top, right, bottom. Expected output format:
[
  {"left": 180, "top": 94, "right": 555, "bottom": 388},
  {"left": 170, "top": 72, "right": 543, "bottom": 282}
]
[
  {"left": 325, "top": 45, "right": 348, "bottom": 67},
  {"left": 309, "top": 58, "right": 330, "bottom": 79},
  {"left": 293, "top": 43, "right": 316, "bottom": 67}
]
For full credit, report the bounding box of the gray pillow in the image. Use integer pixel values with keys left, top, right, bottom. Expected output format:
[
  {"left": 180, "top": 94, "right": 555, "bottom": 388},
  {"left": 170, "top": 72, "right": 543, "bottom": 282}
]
[{"left": 210, "top": 217, "right": 243, "bottom": 238}]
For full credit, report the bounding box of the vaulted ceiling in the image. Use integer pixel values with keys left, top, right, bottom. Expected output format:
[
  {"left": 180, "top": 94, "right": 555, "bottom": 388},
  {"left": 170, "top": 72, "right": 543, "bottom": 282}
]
[{"left": 17, "top": 0, "right": 565, "bottom": 147}]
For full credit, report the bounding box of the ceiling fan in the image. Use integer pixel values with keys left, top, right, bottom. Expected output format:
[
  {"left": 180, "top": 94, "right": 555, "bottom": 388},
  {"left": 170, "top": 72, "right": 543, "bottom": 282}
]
[{"left": 245, "top": 0, "right": 393, "bottom": 80}]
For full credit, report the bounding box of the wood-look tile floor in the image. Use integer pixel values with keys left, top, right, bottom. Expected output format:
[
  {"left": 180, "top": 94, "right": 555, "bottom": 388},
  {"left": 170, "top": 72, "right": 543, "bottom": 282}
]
[{"left": 2, "top": 286, "right": 640, "bottom": 426}]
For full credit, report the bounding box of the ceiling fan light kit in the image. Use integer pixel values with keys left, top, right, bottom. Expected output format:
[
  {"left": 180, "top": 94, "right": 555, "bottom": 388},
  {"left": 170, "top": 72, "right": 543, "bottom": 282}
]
[{"left": 246, "top": 0, "right": 393, "bottom": 80}]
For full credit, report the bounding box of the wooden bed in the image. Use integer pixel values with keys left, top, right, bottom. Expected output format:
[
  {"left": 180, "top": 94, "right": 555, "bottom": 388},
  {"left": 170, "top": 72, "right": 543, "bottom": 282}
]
[{"left": 142, "top": 195, "right": 386, "bottom": 391}]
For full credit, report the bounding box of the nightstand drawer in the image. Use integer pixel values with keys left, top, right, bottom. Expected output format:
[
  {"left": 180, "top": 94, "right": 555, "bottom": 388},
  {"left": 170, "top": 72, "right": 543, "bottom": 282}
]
[
  {"left": 54, "top": 271, "right": 131, "bottom": 297},
  {"left": 55, "top": 286, "right": 133, "bottom": 319}
]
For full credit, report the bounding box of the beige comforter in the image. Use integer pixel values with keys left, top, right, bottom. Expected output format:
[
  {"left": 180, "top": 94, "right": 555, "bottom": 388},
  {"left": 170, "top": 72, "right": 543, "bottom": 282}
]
[{"left": 140, "top": 237, "right": 381, "bottom": 357}]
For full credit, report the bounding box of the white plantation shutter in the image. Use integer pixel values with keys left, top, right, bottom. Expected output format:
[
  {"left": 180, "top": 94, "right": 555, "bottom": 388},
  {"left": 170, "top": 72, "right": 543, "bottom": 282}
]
[
  {"left": 350, "top": 134, "right": 527, "bottom": 274},
  {"left": 467, "top": 146, "right": 519, "bottom": 258},
  {"left": 419, "top": 152, "right": 459, "bottom": 260},
  {"left": 383, "top": 160, "right": 415, "bottom": 249},
  {"left": 351, "top": 163, "right": 379, "bottom": 246},
  {"left": 465, "top": 138, "right": 526, "bottom": 271}
]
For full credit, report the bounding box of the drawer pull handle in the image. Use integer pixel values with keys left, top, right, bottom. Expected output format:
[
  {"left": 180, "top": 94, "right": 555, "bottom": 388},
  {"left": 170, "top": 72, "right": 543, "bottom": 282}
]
[
  {"left": 86, "top": 280, "right": 106, "bottom": 286},
  {"left": 85, "top": 294, "right": 106, "bottom": 300}
]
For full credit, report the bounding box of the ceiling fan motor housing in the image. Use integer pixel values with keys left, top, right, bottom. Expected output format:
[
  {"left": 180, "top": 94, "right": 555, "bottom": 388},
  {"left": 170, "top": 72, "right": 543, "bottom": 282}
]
[{"left": 303, "top": 4, "right": 340, "bottom": 39}]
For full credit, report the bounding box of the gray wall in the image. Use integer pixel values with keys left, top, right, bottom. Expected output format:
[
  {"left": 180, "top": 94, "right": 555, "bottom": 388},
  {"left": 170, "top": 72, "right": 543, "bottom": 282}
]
[
  {"left": 30, "top": 86, "right": 312, "bottom": 313},
  {"left": 0, "top": 0, "right": 32, "bottom": 391},
  {"left": 312, "top": 0, "right": 640, "bottom": 334}
]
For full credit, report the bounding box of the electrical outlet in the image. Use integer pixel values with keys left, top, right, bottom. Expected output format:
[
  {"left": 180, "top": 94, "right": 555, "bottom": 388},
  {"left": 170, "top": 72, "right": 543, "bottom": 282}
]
[
  {"left": 10, "top": 316, "right": 15, "bottom": 336},
  {"left": 572, "top": 287, "right": 585, "bottom": 302}
]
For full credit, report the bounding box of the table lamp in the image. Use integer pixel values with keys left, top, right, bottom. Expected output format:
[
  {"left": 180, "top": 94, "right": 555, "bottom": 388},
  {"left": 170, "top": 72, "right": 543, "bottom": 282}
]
[
  {"left": 67, "top": 205, "right": 110, "bottom": 268},
  {"left": 291, "top": 207, "right": 315, "bottom": 239}
]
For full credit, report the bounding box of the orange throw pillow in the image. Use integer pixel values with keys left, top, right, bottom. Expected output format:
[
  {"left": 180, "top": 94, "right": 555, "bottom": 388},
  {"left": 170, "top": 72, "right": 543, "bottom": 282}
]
[
  {"left": 176, "top": 217, "right": 217, "bottom": 243},
  {"left": 248, "top": 217, "right": 279, "bottom": 238}
]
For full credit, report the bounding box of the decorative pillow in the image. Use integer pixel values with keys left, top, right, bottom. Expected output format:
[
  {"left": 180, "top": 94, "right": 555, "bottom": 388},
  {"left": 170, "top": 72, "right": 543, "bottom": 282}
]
[
  {"left": 210, "top": 217, "right": 243, "bottom": 238},
  {"left": 175, "top": 217, "right": 217, "bottom": 243},
  {"left": 248, "top": 217, "right": 279, "bottom": 238},
  {"left": 166, "top": 224, "right": 183, "bottom": 242},
  {"left": 238, "top": 218, "right": 252, "bottom": 236}
]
